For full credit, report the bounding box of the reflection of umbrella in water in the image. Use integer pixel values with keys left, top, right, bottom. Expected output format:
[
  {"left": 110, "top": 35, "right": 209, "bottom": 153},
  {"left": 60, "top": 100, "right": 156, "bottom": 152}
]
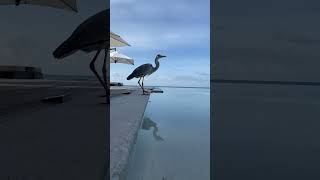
[
  {"left": 53, "top": 9, "right": 110, "bottom": 103},
  {"left": 142, "top": 116, "right": 164, "bottom": 141},
  {"left": 110, "top": 51, "right": 134, "bottom": 65},
  {"left": 0, "top": 0, "right": 78, "bottom": 12}
]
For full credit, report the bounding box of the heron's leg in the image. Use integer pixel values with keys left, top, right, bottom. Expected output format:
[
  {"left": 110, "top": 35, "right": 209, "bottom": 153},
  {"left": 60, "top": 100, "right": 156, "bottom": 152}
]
[
  {"left": 138, "top": 77, "right": 144, "bottom": 94},
  {"left": 142, "top": 76, "right": 146, "bottom": 93},
  {"left": 101, "top": 48, "right": 110, "bottom": 103},
  {"left": 138, "top": 77, "right": 142, "bottom": 88},
  {"left": 141, "top": 77, "right": 146, "bottom": 94},
  {"left": 142, "top": 76, "right": 144, "bottom": 88},
  {"left": 90, "top": 48, "right": 109, "bottom": 104},
  {"left": 142, "top": 76, "right": 150, "bottom": 94}
]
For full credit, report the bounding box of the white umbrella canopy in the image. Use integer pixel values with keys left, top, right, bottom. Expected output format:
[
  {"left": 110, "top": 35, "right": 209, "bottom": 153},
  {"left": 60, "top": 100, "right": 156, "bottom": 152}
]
[
  {"left": 0, "top": 0, "right": 78, "bottom": 12},
  {"left": 110, "top": 51, "right": 134, "bottom": 65},
  {"left": 111, "top": 31, "right": 130, "bottom": 47}
]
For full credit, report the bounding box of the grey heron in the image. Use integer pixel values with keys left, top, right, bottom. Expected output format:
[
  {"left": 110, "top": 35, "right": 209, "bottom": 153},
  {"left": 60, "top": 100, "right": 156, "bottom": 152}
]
[
  {"left": 127, "top": 54, "right": 166, "bottom": 94},
  {"left": 53, "top": 9, "right": 110, "bottom": 104}
]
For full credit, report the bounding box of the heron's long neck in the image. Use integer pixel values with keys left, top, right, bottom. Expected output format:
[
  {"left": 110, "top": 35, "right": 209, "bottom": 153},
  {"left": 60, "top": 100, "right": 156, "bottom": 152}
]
[{"left": 153, "top": 57, "right": 160, "bottom": 72}]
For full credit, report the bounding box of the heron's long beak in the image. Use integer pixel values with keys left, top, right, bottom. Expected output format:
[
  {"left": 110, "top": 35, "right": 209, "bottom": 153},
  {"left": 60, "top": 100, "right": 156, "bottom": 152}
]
[{"left": 160, "top": 55, "right": 166, "bottom": 58}]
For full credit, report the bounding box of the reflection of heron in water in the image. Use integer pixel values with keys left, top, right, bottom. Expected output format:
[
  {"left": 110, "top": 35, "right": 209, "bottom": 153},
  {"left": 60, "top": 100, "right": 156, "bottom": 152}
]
[{"left": 141, "top": 116, "right": 164, "bottom": 141}]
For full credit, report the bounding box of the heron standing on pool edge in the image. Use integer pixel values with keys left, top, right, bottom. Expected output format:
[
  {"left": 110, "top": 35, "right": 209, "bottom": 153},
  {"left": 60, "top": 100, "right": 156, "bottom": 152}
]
[
  {"left": 127, "top": 54, "right": 166, "bottom": 94},
  {"left": 53, "top": 9, "right": 110, "bottom": 104}
]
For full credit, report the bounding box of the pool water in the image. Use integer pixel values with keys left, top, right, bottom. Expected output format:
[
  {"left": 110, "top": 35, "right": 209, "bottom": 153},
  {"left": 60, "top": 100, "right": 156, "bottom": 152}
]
[{"left": 125, "top": 87, "right": 210, "bottom": 180}]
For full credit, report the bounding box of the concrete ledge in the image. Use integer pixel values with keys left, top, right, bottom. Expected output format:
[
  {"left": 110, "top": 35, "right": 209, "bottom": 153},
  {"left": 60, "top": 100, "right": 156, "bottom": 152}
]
[{"left": 110, "top": 88, "right": 150, "bottom": 179}]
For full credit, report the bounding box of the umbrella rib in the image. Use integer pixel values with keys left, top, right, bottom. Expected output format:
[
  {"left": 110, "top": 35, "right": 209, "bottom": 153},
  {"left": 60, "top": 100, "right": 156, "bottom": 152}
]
[
  {"left": 60, "top": 0, "right": 77, "bottom": 12},
  {"left": 111, "top": 37, "right": 130, "bottom": 46},
  {"left": 110, "top": 51, "right": 134, "bottom": 65},
  {"left": 19, "top": 0, "right": 77, "bottom": 12},
  {"left": 110, "top": 34, "right": 130, "bottom": 47}
]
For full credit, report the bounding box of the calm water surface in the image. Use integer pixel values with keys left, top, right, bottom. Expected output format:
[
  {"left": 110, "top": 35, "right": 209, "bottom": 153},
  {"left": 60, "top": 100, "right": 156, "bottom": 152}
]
[
  {"left": 213, "top": 83, "right": 320, "bottom": 180},
  {"left": 125, "top": 87, "right": 210, "bottom": 180}
]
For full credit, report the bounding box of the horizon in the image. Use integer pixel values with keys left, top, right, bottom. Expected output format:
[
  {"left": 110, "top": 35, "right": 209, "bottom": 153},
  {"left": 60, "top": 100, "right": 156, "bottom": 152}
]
[{"left": 44, "top": 73, "right": 210, "bottom": 88}]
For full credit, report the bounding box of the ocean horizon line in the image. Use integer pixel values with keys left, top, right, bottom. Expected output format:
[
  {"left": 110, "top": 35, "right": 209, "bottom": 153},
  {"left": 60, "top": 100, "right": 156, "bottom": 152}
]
[
  {"left": 136, "top": 85, "right": 210, "bottom": 89},
  {"left": 44, "top": 74, "right": 210, "bottom": 89},
  {"left": 211, "top": 79, "right": 320, "bottom": 86}
]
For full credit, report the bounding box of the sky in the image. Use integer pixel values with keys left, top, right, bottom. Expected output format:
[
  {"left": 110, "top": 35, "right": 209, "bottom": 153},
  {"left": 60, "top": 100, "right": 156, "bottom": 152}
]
[
  {"left": 0, "top": 0, "right": 106, "bottom": 76},
  {"left": 2, "top": 0, "right": 319, "bottom": 86},
  {"left": 213, "top": 0, "right": 320, "bottom": 82},
  {"left": 110, "top": 0, "right": 210, "bottom": 87}
]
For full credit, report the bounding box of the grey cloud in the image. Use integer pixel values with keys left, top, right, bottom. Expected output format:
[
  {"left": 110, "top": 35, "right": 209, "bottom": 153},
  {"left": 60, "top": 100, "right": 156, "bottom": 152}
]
[{"left": 111, "top": 0, "right": 209, "bottom": 23}]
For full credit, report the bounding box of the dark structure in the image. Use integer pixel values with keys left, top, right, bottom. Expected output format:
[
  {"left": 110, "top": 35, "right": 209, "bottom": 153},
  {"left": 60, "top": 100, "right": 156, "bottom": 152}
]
[{"left": 0, "top": 65, "right": 43, "bottom": 79}]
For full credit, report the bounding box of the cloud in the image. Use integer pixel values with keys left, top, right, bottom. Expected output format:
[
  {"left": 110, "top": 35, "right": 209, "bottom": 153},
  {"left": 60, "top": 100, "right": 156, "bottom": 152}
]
[
  {"left": 111, "top": 0, "right": 209, "bottom": 21},
  {"left": 114, "top": 26, "right": 209, "bottom": 50}
]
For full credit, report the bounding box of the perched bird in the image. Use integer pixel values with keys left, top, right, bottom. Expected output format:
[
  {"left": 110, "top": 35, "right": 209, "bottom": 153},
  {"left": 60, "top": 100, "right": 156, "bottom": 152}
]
[
  {"left": 53, "top": 9, "right": 110, "bottom": 104},
  {"left": 127, "top": 54, "right": 166, "bottom": 94}
]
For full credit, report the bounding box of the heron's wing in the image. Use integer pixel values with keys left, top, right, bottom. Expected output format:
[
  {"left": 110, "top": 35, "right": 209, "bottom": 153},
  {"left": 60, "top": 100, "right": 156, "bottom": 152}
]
[
  {"left": 77, "top": 10, "right": 108, "bottom": 51},
  {"left": 131, "top": 64, "right": 153, "bottom": 77},
  {"left": 53, "top": 9, "right": 108, "bottom": 58}
]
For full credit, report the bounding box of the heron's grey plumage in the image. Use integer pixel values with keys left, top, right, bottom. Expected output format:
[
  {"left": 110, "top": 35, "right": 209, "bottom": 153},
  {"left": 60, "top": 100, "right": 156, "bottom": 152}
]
[{"left": 127, "top": 63, "right": 153, "bottom": 80}]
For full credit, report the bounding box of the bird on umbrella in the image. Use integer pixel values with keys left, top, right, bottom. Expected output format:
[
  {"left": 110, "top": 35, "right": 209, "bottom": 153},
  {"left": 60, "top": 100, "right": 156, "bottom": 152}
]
[
  {"left": 53, "top": 9, "right": 110, "bottom": 104},
  {"left": 127, "top": 54, "right": 166, "bottom": 94}
]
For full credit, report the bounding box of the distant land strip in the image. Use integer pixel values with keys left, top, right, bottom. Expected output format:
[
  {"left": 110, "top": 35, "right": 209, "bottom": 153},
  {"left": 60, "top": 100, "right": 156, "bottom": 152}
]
[{"left": 211, "top": 79, "right": 320, "bottom": 86}]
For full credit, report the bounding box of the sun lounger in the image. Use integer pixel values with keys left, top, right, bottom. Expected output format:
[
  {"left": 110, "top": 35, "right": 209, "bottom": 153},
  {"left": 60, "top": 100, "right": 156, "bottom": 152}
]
[{"left": 110, "top": 82, "right": 123, "bottom": 86}]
